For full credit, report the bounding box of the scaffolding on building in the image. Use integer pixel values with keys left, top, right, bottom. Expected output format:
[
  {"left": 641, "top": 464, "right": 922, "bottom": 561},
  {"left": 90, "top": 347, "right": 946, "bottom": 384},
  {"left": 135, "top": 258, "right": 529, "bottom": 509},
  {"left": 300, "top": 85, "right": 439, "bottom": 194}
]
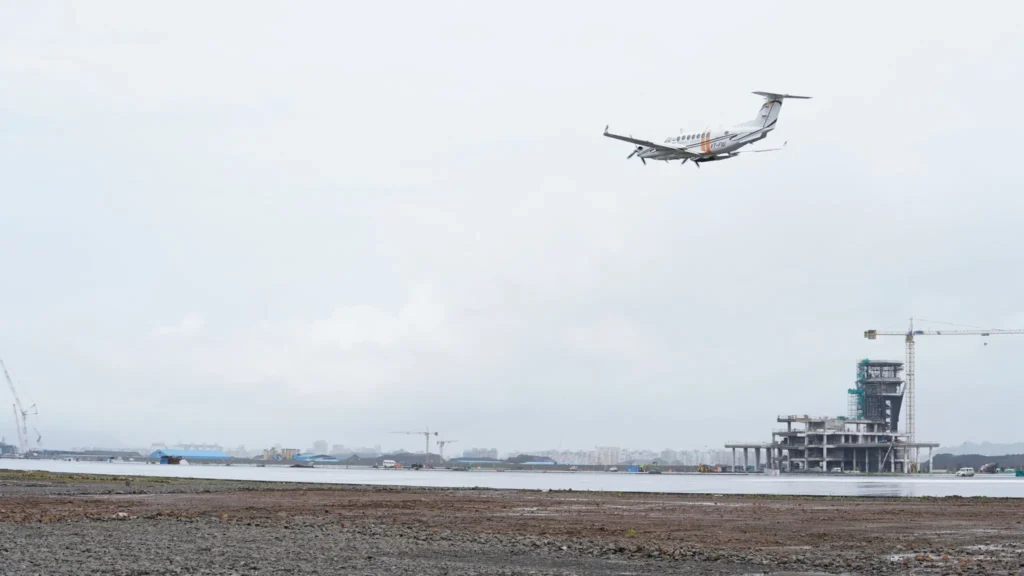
[{"left": 848, "top": 359, "right": 904, "bottom": 432}]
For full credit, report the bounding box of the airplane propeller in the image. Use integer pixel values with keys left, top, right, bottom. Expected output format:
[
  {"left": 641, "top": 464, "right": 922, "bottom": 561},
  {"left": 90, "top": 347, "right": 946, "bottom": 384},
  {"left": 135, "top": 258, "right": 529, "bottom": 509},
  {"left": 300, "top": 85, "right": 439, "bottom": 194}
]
[{"left": 627, "top": 146, "right": 646, "bottom": 165}]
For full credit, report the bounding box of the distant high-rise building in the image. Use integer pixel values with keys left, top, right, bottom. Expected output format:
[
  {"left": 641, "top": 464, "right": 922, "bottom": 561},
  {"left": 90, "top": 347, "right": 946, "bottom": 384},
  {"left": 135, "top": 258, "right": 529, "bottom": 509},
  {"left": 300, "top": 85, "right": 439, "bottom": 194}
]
[
  {"left": 462, "top": 447, "right": 499, "bottom": 459},
  {"left": 596, "top": 446, "right": 620, "bottom": 466},
  {"left": 328, "top": 444, "right": 381, "bottom": 457},
  {"left": 175, "top": 443, "right": 224, "bottom": 452},
  {"left": 313, "top": 440, "right": 328, "bottom": 454}
]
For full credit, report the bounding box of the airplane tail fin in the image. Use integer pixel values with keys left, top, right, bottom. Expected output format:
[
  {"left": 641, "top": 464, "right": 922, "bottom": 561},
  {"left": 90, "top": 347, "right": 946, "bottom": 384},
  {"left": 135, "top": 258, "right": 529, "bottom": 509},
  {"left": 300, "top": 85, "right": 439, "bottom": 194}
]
[{"left": 745, "top": 91, "right": 811, "bottom": 128}]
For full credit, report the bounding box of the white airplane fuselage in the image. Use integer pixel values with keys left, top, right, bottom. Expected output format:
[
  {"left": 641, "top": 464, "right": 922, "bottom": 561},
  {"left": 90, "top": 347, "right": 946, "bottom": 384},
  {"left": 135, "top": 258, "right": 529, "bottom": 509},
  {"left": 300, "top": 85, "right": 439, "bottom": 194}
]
[
  {"left": 637, "top": 99, "right": 781, "bottom": 163},
  {"left": 604, "top": 92, "right": 809, "bottom": 166}
]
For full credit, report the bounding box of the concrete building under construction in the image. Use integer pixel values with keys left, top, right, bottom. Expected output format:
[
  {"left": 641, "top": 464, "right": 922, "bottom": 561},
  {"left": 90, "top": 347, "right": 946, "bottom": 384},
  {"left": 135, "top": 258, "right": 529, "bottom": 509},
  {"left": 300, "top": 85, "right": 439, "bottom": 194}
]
[{"left": 726, "top": 359, "right": 939, "bottom": 473}]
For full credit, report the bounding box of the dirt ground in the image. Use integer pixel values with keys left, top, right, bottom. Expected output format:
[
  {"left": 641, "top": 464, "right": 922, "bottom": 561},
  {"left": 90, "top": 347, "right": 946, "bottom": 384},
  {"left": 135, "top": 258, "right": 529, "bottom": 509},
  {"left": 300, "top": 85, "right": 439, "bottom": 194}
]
[{"left": 1, "top": 471, "right": 1023, "bottom": 575}]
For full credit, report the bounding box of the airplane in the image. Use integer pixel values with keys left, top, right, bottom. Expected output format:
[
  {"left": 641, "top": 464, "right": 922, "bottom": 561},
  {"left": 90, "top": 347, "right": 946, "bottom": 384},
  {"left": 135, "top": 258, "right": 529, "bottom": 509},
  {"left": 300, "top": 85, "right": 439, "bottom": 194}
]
[{"left": 603, "top": 91, "right": 811, "bottom": 168}]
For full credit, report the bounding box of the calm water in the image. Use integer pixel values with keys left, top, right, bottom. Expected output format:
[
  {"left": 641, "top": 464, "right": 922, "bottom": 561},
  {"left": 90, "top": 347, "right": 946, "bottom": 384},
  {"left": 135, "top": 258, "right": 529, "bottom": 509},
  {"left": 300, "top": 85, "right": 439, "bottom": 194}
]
[{"left": 2, "top": 459, "right": 1022, "bottom": 498}]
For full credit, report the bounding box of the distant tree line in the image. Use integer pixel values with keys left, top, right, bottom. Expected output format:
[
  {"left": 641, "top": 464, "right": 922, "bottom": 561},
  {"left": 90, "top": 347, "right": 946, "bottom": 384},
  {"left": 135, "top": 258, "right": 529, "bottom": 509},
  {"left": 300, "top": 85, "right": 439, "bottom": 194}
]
[{"left": 932, "top": 453, "right": 1024, "bottom": 471}]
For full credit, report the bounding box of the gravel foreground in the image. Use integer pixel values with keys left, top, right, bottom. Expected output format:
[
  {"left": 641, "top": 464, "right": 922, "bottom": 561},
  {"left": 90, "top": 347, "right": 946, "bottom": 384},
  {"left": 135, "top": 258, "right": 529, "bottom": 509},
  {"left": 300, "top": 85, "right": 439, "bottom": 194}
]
[{"left": 1, "top": 471, "right": 1023, "bottom": 575}]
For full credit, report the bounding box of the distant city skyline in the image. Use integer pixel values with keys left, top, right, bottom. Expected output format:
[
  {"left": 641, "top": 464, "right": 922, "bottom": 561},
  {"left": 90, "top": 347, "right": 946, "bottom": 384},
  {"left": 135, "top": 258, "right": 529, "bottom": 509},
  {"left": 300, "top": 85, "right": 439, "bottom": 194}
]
[
  {"left": 58, "top": 439, "right": 781, "bottom": 467},
  {"left": 47, "top": 428, "right": 1024, "bottom": 464}
]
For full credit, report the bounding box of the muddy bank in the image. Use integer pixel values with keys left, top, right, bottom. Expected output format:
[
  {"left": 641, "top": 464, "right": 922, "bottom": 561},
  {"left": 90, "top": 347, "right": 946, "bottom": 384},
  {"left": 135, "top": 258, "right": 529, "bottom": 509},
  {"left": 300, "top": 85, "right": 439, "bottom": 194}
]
[{"left": 1, "top": 471, "right": 1022, "bottom": 574}]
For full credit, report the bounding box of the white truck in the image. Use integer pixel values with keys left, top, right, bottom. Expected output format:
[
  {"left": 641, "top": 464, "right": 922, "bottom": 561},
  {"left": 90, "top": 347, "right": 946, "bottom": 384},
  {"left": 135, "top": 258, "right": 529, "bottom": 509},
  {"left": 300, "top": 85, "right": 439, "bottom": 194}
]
[{"left": 381, "top": 459, "right": 397, "bottom": 469}]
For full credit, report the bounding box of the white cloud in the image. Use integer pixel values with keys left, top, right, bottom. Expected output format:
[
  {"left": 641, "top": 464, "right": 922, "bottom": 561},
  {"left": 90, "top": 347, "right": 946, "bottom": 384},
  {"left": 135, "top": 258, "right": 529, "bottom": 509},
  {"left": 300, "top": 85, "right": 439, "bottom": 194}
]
[
  {"left": 3, "top": 2, "right": 1024, "bottom": 451},
  {"left": 565, "top": 314, "right": 643, "bottom": 358},
  {"left": 310, "top": 283, "right": 450, "bottom": 351},
  {"left": 152, "top": 313, "right": 205, "bottom": 336}
]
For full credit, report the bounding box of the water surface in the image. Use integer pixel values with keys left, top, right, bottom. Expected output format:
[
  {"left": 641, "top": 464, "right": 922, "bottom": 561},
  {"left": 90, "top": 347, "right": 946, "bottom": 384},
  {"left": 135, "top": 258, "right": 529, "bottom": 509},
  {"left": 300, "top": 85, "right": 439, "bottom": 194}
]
[{"left": 2, "top": 459, "right": 1021, "bottom": 498}]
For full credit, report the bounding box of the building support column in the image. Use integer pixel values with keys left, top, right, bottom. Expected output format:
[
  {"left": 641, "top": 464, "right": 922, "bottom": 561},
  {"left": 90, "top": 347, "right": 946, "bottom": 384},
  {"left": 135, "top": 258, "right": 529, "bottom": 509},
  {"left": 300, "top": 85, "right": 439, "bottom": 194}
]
[
  {"left": 928, "top": 447, "right": 934, "bottom": 474},
  {"left": 877, "top": 449, "right": 882, "bottom": 473},
  {"left": 755, "top": 448, "right": 761, "bottom": 471},
  {"left": 732, "top": 448, "right": 736, "bottom": 472},
  {"left": 853, "top": 447, "right": 857, "bottom": 472},
  {"left": 743, "top": 448, "right": 749, "bottom": 471},
  {"left": 803, "top": 434, "right": 809, "bottom": 471}
]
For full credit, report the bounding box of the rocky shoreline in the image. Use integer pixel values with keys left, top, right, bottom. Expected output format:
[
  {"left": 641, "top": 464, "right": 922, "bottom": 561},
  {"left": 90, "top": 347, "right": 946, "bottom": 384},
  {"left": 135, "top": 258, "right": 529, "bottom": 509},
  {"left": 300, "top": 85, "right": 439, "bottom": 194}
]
[{"left": 1, "top": 470, "right": 1022, "bottom": 574}]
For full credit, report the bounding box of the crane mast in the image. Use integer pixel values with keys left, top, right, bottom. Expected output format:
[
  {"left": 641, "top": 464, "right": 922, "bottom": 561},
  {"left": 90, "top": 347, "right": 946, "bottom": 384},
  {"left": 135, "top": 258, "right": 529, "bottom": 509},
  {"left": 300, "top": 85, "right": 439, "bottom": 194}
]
[
  {"left": 865, "top": 318, "right": 1024, "bottom": 466},
  {"left": 1, "top": 356, "right": 29, "bottom": 454},
  {"left": 436, "top": 439, "right": 457, "bottom": 462},
  {"left": 391, "top": 428, "right": 439, "bottom": 468},
  {"left": 11, "top": 404, "right": 25, "bottom": 453}
]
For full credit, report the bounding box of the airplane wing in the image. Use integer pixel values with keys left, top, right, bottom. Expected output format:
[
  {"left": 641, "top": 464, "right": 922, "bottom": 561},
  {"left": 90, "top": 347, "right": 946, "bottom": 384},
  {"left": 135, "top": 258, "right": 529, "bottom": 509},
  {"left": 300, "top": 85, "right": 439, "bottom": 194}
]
[{"left": 603, "top": 126, "right": 698, "bottom": 157}]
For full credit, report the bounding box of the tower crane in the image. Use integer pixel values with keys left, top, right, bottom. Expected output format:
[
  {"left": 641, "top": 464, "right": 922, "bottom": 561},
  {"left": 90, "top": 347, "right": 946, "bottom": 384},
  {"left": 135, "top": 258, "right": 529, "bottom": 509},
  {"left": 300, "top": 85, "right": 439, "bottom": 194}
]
[
  {"left": 436, "top": 439, "right": 457, "bottom": 462},
  {"left": 865, "top": 318, "right": 1024, "bottom": 464},
  {"left": 1, "top": 356, "right": 32, "bottom": 454},
  {"left": 391, "top": 428, "right": 438, "bottom": 468}
]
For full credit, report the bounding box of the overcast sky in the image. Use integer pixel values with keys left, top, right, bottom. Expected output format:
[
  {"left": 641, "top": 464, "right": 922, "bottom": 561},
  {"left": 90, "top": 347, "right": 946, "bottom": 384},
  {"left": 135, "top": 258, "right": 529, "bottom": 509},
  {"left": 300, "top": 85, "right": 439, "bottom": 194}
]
[{"left": 1, "top": 2, "right": 1022, "bottom": 454}]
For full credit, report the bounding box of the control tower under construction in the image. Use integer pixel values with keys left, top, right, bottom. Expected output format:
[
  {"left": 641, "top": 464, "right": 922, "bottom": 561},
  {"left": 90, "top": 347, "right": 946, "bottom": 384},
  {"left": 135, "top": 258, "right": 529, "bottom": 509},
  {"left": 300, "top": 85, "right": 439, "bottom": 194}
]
[
  {"left": 848, "top": 359, "right": 904, "bottom": 432},
  {"left": 726, "top": 358, "right": 938, "bottom": 473}
]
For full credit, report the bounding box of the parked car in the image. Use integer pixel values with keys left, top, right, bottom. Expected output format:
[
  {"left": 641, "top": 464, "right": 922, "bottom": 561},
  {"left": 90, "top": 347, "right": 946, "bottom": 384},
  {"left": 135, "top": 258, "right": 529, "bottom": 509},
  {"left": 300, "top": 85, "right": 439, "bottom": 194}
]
[{"left": 955, "top": 467, "right": 975, "bottom": 477}]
